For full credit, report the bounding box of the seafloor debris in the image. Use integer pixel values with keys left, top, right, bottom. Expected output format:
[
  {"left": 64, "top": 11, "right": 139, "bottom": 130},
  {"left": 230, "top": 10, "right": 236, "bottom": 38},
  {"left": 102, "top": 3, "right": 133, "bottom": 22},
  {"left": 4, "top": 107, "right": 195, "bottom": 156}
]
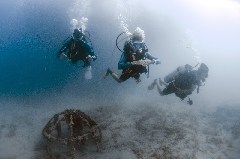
[{"left": 42, "top": 109, "right": 101, "bottom": 158}]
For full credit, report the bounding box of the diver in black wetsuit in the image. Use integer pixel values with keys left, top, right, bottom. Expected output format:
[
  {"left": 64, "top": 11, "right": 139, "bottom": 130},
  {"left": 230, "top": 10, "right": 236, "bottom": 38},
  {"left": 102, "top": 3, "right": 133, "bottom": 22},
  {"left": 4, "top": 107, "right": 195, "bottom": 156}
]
[
  {"left": 148, "top": 63, "right": 209, "bottom": 105},
  {"left": 104, "top": 27, "right": 160, "bottom": 83},
  {"left": 57, "top": 28, "right": 97, "bottom": 67}
]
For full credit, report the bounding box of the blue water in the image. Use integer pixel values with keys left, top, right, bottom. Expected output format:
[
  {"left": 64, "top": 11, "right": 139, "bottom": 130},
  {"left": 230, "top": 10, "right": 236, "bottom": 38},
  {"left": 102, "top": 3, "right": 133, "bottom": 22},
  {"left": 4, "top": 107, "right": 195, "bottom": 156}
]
[
  {"left": 1, "top": 0, "right": 240, "bottom": 104},
  {"left": 0, "top": 1, "right": 122, "bottom": 96},
  {"left": 1, "top": 1, "right": 240, "bottom": 158},
  {"left": 0, "top": 1, "right": 69, "bottom": 94}
]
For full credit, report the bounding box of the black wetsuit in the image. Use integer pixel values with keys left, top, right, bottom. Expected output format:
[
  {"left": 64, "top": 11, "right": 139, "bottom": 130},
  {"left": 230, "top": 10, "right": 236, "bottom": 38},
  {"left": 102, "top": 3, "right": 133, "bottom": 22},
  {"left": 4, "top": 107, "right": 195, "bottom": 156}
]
[
  {"left": 58, "top": 35, "right": 96, "bottom": 66},
  {"left": 162, "top": 71, "right": 198, "bottom": 100},
  {"left": 118, "top": 40, "right": 157, "bottom": 81}
]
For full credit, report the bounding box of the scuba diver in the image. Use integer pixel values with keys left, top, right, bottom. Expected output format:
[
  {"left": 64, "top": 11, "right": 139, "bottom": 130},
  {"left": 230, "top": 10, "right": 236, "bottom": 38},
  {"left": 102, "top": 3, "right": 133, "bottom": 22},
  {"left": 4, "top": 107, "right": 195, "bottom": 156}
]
[
  {"left": 57, "top": 28, "right": 97, "bottom": 66},
  {"left": 104, "top": 27, "right": 160, "bottom": 83},
  {"left": 148, "top": 63, "right": 209, "bottom": 105}
]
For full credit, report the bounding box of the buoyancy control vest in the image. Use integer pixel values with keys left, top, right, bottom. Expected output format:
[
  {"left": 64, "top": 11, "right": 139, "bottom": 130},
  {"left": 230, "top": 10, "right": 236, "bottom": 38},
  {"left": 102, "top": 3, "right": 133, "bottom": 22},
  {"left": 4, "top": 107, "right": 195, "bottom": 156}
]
[
  {"left": 164, "top": 64, "right": 193, "bottom": 83},
  {"left": 124, "top": 40, "right": 148, "bottom": 62},
  {"left": 67, "top": 38, "right": 88, "bottom": 63},
  {"left": 68, "top": 30, "right": 89, "bottom": 55}
]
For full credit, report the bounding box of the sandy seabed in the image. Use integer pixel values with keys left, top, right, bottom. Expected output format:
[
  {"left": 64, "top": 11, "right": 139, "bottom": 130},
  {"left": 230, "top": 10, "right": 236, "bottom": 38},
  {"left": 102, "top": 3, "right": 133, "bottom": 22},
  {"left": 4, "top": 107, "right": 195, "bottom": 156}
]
[{"left": 0, "top": 96, "right": 239, "bottom": 159}]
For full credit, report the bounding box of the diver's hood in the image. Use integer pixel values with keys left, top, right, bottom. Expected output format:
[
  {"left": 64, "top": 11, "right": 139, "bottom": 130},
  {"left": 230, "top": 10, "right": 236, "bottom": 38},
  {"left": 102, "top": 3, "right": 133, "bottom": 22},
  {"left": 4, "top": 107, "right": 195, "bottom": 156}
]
[
  {"left": 199, "top": 63, "right": 209, "bottom": 73},
  {"left": 73, "top": 28, "right": 84, "bottom": 39}
]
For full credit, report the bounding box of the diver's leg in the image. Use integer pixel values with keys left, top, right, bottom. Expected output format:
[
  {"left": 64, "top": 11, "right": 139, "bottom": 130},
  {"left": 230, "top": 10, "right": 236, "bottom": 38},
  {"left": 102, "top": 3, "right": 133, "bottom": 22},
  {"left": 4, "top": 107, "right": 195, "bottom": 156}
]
[
  {"left": 133, "top": 73, "right": 141, "bottom": 84},
  {"left": 103, "top": 68, "right": 111, "bottom": 78},
  {"left": 148, "top": 79, "right": 158, "bottom": 90},
  {"left": 111, "top": 72, "right": 122, "bottom": 83},
  {"left": 156, "top": 82, "right": 165, "bottom": 96},
  {"left": 104, "top": 68, "right": 122, "bottom": 83},
  {"left": 159, "top": 78, "right": 168, "bottom": 86}
]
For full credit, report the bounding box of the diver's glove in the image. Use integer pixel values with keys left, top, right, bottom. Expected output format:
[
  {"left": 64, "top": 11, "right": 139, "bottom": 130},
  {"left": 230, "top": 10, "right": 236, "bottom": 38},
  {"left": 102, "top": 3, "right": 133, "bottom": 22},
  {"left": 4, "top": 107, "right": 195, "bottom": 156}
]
[
  {"left": 153, "top": 59, "right": 161, "bottom": 65},
  {"left": 86, "top": 55, "right": 97, "bottom": 62},
  {"left": 92, "top": 55, "right": 97, "bottom": 61},
  {"left": 86, "top": 55, "right": 93, "bottom": 62}
]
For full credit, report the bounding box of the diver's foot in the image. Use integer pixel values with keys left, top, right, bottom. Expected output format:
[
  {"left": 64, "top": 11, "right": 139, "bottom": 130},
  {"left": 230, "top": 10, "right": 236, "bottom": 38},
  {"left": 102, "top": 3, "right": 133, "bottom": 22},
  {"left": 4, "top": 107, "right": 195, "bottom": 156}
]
[
  {"left": 148, "top": 79, "right": 157, "bottom": 90},
  {"left": 187, "top": 98, "right": 193, "bottom": 105},
  {"left": 159, "top": 78, "right": 164, "bottom": 86},
  {"left": 103, "top": 68, "right": 112, "bottom": 79}
]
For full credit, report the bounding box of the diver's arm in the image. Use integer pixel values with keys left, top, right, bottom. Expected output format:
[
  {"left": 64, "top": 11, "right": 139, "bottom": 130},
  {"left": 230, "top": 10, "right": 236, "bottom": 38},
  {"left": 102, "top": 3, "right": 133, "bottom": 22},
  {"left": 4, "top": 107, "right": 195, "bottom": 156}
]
[
  {"left": 57, "top": 39, "right": 71, "bottom": 57},
  {"left": 83, "top": 42, "right": 97, "bottom": 61},
  {"left": 57, "top": 46, "right": 68, "bottom": 58},
  {"left": 118, "top": 54, "right": 132, "bottom": 70},
  {"left": 143, "top": 43, "right": 159, "bottom": 61},
  {"left": 88, "top": 47, "right": 97, "bottom": 61},
  {"left": 146, "top": 52, "right": 161, "bottom": 64},
  {"left": 191, "top": 85, "right": 197, "bottom": 93},
  {"left": 196, "top": 81, "right": 204, "bottom": 93},
  {"left": 58, "top": 46, "right": 67, "bottom": 53}
]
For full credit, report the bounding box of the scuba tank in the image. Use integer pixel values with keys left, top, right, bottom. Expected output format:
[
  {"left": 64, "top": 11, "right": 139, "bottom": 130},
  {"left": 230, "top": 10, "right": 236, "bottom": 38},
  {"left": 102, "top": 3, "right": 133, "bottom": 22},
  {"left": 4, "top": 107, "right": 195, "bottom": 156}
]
[
  {"left": 164, "top": 64, "right": 193, "bottom": 83},
  {"left": 84, "top": 66, "right": 92, "bottom": 80}
]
